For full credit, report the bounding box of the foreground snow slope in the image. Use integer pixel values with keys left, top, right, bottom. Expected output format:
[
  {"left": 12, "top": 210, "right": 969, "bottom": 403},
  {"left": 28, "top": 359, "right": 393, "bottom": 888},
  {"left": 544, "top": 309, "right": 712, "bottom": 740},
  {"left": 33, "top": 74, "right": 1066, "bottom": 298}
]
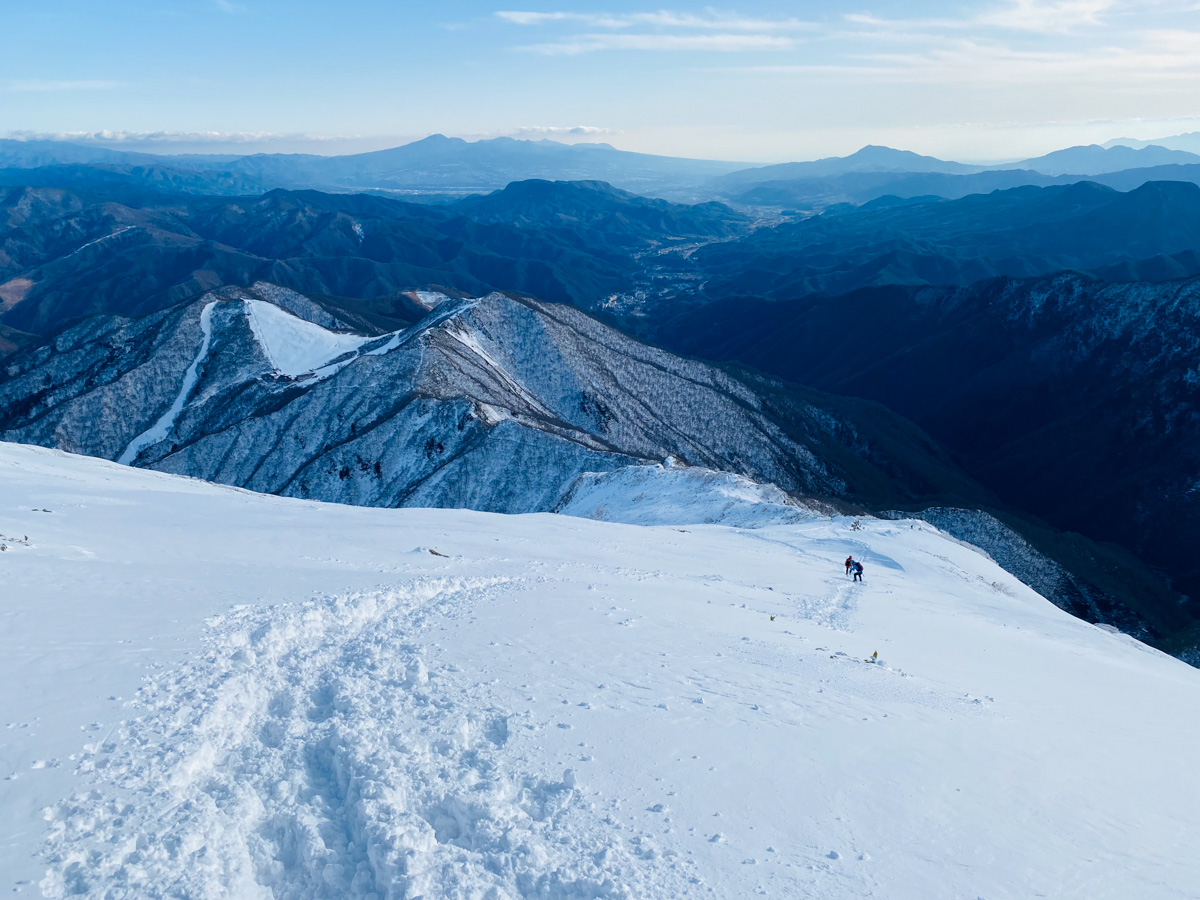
[{"left": 2, "top": 442, "right": 1198, "bottom": 899}]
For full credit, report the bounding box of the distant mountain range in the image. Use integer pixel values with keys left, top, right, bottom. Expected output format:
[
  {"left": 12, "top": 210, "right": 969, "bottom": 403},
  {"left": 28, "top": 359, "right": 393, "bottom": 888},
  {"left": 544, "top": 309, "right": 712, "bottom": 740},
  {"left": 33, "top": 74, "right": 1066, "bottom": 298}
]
[
  {"left": 1106, "top": 132, "right": 1200, "bottom": 154},
  {"left": 682, "top": 180, "right": 1200, "bottom": 301},
  {"left": 8, "top": 171, "right": 1200, "bottom": 342},
  {"left": 0, "top": 181, "right": 748, "bottom": 339},
  {"left": 1007, "top": 144, "right": 1200, "bottom": 176},
  {"left": 725, "top": 164, "right": 1200, "bottom": 209},
  {"left": 7, "top": 135, "right": 1200, "bottom": 209},
  {"left": 709, "top": 145, "right": 984, "bottom": 190},
  {"left": 713, "top": 145, "right": 1200, "bottom": 209},
  {"left": 0, "top": 136, "right": 748, "bottom": 201}
]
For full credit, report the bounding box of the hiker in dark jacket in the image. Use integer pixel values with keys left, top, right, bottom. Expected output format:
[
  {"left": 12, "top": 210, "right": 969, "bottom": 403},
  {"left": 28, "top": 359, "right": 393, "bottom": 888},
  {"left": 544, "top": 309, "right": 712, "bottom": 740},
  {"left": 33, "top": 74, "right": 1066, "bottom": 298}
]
[{"left": 845, "top": 555, "right": 854, "bottom": 576}]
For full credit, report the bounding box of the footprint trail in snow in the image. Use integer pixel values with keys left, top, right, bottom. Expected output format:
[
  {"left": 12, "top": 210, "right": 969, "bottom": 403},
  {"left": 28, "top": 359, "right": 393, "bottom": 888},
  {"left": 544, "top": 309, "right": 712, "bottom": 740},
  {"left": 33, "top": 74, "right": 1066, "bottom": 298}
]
[{"left": 41, "top": 576, "right": 691, "bottom": 900}]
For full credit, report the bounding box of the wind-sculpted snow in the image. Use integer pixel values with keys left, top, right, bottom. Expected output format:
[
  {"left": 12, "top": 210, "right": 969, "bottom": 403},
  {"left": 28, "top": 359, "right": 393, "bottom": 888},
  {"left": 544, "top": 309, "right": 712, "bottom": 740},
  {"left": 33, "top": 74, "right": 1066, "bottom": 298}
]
[
  {"left": 0, "top": 284, "right": 869, "bottom": 513},
  {"left": 41, "top": 577, "right": 686, "bottom": 899},
  {"left": 558, "top": 462, "right": 818, "bottom": 528},
  {"left": 245, "top": 281, "right": 350, "bottom": 330}
]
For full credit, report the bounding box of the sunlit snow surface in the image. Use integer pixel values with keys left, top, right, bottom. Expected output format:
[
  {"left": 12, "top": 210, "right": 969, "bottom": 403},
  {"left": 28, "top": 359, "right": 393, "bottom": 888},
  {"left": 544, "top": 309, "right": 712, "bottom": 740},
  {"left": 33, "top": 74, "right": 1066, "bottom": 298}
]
[
  {"left": 243, "top": 299, "right": 370, "bottom": 377},
  {"left": 2, "top": 442, "right": 1199, "bottom": 899}
]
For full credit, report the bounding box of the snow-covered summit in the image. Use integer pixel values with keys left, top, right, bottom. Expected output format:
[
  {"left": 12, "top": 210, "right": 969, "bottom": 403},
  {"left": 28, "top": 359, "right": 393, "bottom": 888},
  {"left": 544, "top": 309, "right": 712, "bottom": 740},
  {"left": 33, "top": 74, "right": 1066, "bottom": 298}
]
[{"left": 3, "top": 441, "right": 1198, "bottom": 898}]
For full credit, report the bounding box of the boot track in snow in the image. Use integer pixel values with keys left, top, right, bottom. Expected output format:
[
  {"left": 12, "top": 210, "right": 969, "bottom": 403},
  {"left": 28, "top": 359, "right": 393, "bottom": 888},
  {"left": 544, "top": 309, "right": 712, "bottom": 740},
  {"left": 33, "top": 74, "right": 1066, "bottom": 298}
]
[{"left": 40, "top": 576, "right": 693, "bottom": 900}]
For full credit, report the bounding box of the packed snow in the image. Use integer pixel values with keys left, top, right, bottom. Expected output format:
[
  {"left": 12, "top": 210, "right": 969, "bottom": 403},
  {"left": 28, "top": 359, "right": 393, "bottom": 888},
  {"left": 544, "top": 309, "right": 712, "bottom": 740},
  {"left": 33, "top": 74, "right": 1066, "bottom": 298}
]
[
  {"left": 243, "top": 299, "right": 370, "bottom": 377},
  {"left": 2, "top": 442, "right": 1199, "bottom": 899}
]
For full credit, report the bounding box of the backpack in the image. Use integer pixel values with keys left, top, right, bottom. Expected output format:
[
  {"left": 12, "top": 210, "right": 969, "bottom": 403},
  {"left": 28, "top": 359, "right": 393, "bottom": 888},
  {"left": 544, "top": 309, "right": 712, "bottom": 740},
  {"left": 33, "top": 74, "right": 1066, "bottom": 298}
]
[{"left": 854, "top": 562, "right": 863, "bottom": 574}]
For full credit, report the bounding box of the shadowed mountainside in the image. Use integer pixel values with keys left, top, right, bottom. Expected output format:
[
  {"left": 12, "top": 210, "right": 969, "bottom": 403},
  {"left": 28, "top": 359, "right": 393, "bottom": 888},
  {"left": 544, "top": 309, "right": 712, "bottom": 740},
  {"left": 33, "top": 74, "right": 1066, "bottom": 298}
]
[{"left": 0, "top": 182, "right": 749, "bottom": 338}]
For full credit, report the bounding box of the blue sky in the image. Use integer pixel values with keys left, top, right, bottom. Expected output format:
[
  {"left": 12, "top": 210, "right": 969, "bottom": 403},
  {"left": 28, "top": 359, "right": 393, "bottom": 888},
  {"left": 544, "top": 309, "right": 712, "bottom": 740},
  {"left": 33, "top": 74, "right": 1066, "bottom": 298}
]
[{"left": 3, "top": 1, "right": 1200, "bottom": 161}]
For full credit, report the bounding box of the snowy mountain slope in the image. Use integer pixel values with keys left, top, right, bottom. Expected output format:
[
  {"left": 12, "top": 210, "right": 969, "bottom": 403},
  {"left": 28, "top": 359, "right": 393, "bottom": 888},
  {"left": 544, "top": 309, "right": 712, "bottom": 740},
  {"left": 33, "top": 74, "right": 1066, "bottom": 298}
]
[
  {"left": 2, "top": 442, "right": 1199, "bottom": 898},
  {"left": 898, "top": 508, "right": 1167, "bottom": 646},
  {"left": 670, "top": 270, "right": 1200, "bottom": 648},
  {"left": 0, "top": 283, "right": 986, "bottom": 518}
]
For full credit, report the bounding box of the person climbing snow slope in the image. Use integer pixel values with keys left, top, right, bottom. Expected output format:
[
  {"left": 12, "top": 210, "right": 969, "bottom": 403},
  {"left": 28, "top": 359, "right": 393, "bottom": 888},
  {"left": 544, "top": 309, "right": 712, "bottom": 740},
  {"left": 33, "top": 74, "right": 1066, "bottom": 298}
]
[
  {"left": 853, "top": 561, "right": 864, "bottom": 583},
  {"left": 845, "top": 555, "right": 854, "bottom": 576}
]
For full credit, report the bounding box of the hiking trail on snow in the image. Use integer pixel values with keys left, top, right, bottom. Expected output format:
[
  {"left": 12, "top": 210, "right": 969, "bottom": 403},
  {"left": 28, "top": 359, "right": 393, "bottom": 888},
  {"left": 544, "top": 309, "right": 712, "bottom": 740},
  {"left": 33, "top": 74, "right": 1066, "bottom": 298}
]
[{"left": 40, "top": 575, "right": 696, "bottom": 900}]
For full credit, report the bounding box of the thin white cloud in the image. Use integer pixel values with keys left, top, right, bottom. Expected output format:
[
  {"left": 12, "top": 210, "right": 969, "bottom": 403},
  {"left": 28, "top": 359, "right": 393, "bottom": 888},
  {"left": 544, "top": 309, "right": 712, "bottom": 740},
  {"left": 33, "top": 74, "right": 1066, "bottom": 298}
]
[
  {"left": 496, "top": 10, "right": 816, "bottom": 32},
  {"left": 728, "top": 28, "right": 1200, "bottom": 85},
  {"left": 4, "top": 79, "right": 122, "bottom": 92},
  {"left": 519, "top": 32, "right": 795, "bottom": 54},
  {"left": 978, "top": 0, "right": 1115, "bottom": 32},
  {"left": 497, "top": 11, "right": 631, "bottom": 27},
  {"left": 496, "top": 8, "right": 817, "bottom": 55},
  {"left": 214, "top": 0, "right": 246, "bottom": 13},
  {"left": 844, "top": 0, "right": 1117, "bottom": 35},
  {"left": 506, "top": 125, "right": 623, "bottom": 136},
  {"left": 5, "top": 130, "right": 346, "bottom": 144}
]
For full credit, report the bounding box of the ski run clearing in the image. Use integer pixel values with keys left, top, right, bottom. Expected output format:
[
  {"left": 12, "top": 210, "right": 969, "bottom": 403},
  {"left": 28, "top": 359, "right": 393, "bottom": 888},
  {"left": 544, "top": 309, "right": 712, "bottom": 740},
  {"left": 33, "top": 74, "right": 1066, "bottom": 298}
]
[{"left": 1, "top": 442, "right": 1198, "bottom": 899}]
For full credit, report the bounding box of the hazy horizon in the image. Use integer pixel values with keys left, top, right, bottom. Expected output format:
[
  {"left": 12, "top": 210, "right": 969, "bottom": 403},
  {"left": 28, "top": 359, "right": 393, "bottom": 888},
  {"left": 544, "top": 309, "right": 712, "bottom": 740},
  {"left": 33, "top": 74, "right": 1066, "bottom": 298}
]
[
  {"left": 8, "top": 125, "right": 1200, "bottom": 167},
  {"left": 5, "top": 1, "right": 1200, "bottom": 164}
]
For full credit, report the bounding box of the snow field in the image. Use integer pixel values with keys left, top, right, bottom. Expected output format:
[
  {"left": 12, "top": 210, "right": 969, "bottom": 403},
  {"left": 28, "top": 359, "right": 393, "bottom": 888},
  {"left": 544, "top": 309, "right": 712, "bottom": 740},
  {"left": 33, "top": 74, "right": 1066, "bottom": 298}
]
[
  {"left": 3, "top": 442, "right": 1200, "bottom": 899},
  {"left": 243, "top": 299, "right": 370, "bottom": 378}
]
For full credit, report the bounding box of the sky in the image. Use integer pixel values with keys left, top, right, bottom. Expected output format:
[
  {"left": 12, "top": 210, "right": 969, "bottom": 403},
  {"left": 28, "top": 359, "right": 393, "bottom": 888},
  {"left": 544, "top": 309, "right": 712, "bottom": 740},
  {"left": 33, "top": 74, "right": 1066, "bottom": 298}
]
[{"left": 3, "top": 1, "right": 1200, "bottom": 162}]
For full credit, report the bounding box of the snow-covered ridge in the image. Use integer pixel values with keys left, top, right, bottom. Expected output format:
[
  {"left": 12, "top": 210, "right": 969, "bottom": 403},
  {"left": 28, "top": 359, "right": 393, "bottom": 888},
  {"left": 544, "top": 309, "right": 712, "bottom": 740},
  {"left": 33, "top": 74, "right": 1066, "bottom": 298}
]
[
  {"left": 413, "top": 289, "right": 456, "bottom": 309},
  {"left": 3, "top": 441, "right": 1198, "bottom": 899},
  {"left": 443, "top": 320, "right": 558, "bottom": 420},
  {"left": 0, "top": 287, "right": 862, "bottom": 514}
]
